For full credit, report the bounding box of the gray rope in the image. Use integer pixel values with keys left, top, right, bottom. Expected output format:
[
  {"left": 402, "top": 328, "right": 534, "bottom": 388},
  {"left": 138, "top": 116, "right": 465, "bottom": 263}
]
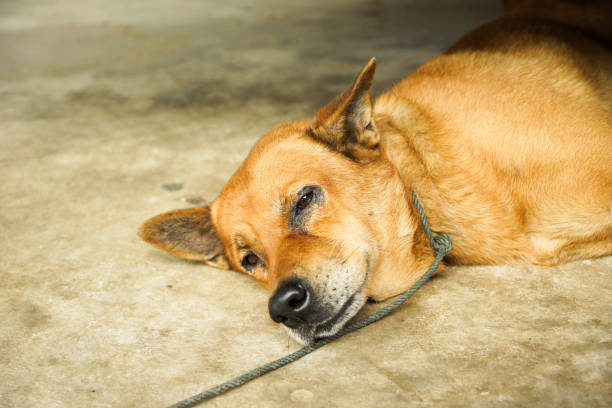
[{"left": 167, "top": 190, "right": 451, "bottom": 408}]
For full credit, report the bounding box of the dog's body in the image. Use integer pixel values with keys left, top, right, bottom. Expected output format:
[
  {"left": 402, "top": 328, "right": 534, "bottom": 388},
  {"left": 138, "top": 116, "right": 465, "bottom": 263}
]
[
  {"left": 377, "top": 16, "right": 612, "bottom": 267},
  {"left": 139, "top": 2, "right": 612, "bottom": 345}
]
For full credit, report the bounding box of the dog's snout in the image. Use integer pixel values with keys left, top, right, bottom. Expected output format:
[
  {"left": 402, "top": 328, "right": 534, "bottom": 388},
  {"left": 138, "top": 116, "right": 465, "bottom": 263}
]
[{"left": 268, "top": 278, "right": 312, "bottom": 328}]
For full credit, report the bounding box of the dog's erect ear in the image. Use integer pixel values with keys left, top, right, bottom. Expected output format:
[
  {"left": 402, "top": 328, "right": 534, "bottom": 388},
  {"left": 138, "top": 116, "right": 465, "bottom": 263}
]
[
  {"left": 138, "top": 206, "right": 230, "bottom": 269},
  {"left": 308, "top": 57, "right": 379, "bottom": 162}
]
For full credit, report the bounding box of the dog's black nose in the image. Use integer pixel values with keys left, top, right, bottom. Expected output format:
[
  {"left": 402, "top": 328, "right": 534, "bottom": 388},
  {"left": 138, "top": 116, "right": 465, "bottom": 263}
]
[{"left": 268, "top": 278, "right": 312, "bottom": 328}]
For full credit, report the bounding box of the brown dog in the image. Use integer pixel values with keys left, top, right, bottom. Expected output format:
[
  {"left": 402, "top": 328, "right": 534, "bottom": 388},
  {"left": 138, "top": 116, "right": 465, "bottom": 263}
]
[{"left": 139, "top": 1, "right": 612, "bottom": 345}]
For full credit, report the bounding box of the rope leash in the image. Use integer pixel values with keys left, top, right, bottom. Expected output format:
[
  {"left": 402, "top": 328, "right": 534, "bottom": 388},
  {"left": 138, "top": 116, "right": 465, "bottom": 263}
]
[{"left": 167, "top": 190, "right": 452, "bottom": 408}]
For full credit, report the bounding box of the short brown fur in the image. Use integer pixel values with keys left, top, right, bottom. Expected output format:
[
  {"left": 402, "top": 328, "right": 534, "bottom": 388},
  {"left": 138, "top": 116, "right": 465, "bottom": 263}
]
[{"left": 139, "top": 1, "right": 612, "bottom": 344}]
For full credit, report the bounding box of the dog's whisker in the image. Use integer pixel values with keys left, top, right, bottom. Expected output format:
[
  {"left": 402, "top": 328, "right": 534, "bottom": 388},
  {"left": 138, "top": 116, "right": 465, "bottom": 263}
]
[
  {"left": 341, "top": 244, "right": 360, "bottom": 265},
  {"left": 335, "top": 242, "right": 348, "bottom": 262},
  {"left": 327, "top": 240, "right": 340, "bottom": 260},
  {"left": 327, "top": 240, "right": 343, "bottom": 261}
]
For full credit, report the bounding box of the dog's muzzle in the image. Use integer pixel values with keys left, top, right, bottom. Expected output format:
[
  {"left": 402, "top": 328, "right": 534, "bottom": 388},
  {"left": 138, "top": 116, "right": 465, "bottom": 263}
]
[{"left": 268, "top": 277, "right": 367, "bottom": 345}]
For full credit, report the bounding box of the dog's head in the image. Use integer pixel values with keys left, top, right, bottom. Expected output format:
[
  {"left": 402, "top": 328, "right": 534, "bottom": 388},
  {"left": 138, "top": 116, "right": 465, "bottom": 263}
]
[{"left": 139, "top": 59, "right": 434, "bottom": 344}]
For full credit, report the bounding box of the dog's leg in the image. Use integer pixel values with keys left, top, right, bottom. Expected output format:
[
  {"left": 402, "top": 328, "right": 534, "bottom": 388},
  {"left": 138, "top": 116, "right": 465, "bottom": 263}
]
[{"left": 555, "top": 238, "right": 612, "bottom": 265}]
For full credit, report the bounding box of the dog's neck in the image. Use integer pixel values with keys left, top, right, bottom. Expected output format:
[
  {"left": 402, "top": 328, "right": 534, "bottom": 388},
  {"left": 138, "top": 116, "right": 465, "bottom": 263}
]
[
  {"left": 373, "top": 95, "right": 507, "bottom": 266},
  {"left": 373, "top": 98, "right": 461, "bottom": 261},
  {"left": 348, "top": 101, "right": 447, "bottom": 299},
  {"left": 376, "top": 101, "right": 441, "bottom": 207}
]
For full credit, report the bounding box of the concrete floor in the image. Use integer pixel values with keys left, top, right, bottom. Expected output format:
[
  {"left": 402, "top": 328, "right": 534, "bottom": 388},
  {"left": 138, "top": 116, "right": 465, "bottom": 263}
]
[{"left": 1, "top": 0, "right": 611, "bottom": 407}]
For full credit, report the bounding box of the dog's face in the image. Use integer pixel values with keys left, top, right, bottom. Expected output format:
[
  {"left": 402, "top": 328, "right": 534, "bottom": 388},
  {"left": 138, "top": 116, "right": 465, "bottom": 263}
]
[{"left": 139, "top": 59, "right": 433, "bottom": 344}]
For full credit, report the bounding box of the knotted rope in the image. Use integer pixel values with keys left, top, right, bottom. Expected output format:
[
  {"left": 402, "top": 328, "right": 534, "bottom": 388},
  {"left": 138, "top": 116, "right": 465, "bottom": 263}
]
[{"left": 167, "top": 190, "right": 452, "bottom": 408}]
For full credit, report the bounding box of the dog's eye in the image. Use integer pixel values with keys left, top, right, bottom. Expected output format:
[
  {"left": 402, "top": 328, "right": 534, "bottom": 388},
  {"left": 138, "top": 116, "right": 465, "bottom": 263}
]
[
  {"left": 296, "top": 191, "right": 314, "bottom": 211},
  {"left": 241, "top": 252, "right": 261, "bottom": 270},
  {"left": 289, "top": 186, "right": 322, "bottom": 232}
]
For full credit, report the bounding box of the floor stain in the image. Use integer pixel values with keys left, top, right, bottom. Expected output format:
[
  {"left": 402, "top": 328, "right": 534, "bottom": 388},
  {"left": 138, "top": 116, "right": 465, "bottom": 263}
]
[
  {"left": 185, "top": 196, "right": 205, "bottom": 205},
  {"left": 162, "top": 182, "right": 183, "bottom": 191}
]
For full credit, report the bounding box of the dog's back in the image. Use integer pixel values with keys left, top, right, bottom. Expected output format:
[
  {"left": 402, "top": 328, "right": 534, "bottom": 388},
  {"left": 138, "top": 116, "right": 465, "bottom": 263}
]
[
  {"left": 375, "top": 1, "right": 612, "bottom": 265},
  {"left": 503, "top": 0, "right": 612, "bottom": 46}
]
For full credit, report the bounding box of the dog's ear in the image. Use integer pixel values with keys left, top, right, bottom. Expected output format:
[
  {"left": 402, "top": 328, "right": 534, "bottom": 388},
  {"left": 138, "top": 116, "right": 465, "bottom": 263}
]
[
  {"left": 138, "top": 206, "right": 230, "bottom": 269},
  {"left": 308, "top": 57, "right": 379, "bottom": 162}
]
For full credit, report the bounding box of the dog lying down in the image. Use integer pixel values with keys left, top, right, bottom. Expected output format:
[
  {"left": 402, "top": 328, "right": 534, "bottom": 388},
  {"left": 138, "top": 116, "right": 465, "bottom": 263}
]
[{"left": 139, "top": 2, "right": 612, "bottom": 345}]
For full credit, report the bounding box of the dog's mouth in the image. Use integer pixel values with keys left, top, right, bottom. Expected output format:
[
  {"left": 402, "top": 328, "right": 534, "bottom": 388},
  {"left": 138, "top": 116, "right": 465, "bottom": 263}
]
[
  {"left": 278, "top": 250, "right": 372, "bottom": 346},
  {"left": 313, "top": 290, "right": 367, "bottom": 341},
  {"left": 285, "top": 289, "right": 368, "bottom": 346}
]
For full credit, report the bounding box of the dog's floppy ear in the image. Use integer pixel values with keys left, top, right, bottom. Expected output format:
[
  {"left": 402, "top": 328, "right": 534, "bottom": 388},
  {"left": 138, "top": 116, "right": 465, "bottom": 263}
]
[
  {"left": 308, "top": 57, "right": 379, "bottom": 162},
  {"left": 138, "top": 206, "right": 230, "bottom": 269}
]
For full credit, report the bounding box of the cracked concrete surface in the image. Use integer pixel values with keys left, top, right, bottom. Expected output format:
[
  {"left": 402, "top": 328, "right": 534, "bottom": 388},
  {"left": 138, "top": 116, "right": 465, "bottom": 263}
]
[{"left": 1, "top": 0, "right": 610, "bottom": 407}]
